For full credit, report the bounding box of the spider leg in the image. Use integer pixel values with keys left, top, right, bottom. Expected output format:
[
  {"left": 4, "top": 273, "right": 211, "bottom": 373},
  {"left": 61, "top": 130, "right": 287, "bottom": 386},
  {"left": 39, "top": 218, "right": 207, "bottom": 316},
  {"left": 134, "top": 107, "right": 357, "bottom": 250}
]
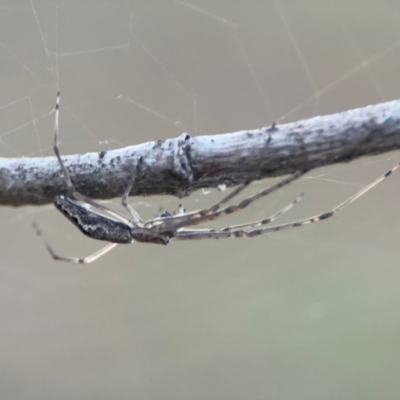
[
  {"left": 145, "top": 181, "right": 251, "bottom": 230},
  {"left": 33, "top": 222, "right": 118, "bottom": 264},
  {"left": 173, "top": 228, "right": 259, "bottom": 240},
  {"left": 64, "top": 191, "right": 139, "bottom": 226},
  {"left": 172, "top": 198, "right": 306, "bottom": 240},
  {"left": 174, "top": 161, "right": 400, "bottom": 240},
  {"left": 53, "top": 91, "right": 74, "bottom": 194},
  {"left": 208, "top": 181, "right": 251, "bottom": 211},
  {"left": 52, "top": 91, "right": 143, "bottom": 227},
  {"left": 219, "top": 192, "right": 304, "bottom": 232},
  {"left": 120, "top": 167, "right": 143, "bottom": 225},
  {"left": 146, "top": 171, "right": 305, "bottom": 231},
  {"left": 330, "top": 161, "right": 400, "bottom": 213}
]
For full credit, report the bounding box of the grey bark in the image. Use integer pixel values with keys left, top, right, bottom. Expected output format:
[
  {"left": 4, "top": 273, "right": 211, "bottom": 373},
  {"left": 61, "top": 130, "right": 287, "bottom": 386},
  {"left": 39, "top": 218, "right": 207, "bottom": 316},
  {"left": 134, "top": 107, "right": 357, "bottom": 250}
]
[{"left": 1, "top": 99, "right": 400, "bottom": 207}]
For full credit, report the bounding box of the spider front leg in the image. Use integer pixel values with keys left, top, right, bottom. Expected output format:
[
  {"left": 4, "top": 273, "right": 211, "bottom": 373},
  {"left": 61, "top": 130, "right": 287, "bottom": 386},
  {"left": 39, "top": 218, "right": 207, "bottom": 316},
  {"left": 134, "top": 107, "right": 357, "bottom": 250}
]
[{"left": 53, "top": 91, "right": 143, "bottom": 226}]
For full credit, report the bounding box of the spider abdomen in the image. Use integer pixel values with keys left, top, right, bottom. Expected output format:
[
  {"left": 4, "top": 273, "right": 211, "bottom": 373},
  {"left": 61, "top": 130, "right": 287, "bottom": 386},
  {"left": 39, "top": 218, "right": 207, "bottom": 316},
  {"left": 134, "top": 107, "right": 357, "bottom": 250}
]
[{"left": 54, "top": 195, "right": 134, "bottom": 244}]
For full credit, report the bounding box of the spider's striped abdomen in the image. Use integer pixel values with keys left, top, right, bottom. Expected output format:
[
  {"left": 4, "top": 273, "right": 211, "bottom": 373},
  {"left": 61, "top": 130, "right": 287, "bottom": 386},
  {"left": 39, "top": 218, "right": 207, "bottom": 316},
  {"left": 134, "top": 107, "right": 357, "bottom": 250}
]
[{"left": 54, "top": 195, "right": 134, "bottom": 244}]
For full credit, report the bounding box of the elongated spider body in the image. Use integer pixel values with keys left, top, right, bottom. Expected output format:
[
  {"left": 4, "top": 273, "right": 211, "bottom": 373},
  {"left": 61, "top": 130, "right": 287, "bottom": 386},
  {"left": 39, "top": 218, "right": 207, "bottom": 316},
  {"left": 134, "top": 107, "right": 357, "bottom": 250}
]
[
  {"left": 34, "top": 92, "right": 400, "bottom": 264},
  {"left": 54, "top": 195, "right": 172, "bottom": 245}
]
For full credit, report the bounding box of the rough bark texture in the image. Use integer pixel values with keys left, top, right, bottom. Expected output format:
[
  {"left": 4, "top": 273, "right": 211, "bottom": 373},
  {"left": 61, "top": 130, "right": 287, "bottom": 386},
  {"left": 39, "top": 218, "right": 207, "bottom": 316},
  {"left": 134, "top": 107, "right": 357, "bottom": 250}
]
[{"left": 1, "top": 99, "right": 400, "bottom": 207}]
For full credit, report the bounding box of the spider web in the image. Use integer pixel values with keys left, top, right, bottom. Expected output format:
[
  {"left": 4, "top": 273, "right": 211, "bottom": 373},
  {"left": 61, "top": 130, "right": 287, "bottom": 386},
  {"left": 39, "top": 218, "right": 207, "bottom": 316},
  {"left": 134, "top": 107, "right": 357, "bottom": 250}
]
[{"left": 1, "top": 1, "right": 400, "bottom": 397}]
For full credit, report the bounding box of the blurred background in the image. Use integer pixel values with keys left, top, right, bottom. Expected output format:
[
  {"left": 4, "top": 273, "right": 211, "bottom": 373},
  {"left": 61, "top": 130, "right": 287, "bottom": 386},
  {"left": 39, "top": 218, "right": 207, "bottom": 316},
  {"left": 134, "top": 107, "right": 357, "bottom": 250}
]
[{"left": 1, "top": 1, "right": 400, "bottom": 399}]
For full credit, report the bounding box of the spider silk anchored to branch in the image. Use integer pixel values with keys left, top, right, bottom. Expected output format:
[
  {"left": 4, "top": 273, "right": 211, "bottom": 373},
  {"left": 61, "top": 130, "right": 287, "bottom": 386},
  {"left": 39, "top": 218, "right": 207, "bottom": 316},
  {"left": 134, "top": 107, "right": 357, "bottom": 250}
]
[{"left": 34, "top": 92, "right": 400, "bottom": 264}]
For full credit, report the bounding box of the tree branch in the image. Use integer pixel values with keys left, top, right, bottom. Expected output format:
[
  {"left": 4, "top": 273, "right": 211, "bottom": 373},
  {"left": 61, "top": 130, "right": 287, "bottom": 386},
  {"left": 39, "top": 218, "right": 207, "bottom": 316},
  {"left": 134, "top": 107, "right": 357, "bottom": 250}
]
[{"left": 2, "top": 99, "right": 400, "bottom": 207}]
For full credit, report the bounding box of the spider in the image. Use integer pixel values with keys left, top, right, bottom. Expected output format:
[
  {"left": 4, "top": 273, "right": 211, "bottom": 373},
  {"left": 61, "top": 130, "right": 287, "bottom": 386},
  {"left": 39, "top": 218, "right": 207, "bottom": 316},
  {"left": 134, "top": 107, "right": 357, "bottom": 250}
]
[{"left": 34, "top": 91, "right": 400, "bottom": 264}]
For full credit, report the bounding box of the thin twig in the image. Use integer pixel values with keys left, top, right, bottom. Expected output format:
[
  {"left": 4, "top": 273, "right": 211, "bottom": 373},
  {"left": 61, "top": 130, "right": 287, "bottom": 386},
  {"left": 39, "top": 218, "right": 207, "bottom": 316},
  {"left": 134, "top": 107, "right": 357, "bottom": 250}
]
[{"left": 1, "top": 99, "right": 400, "bottom": 207}]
